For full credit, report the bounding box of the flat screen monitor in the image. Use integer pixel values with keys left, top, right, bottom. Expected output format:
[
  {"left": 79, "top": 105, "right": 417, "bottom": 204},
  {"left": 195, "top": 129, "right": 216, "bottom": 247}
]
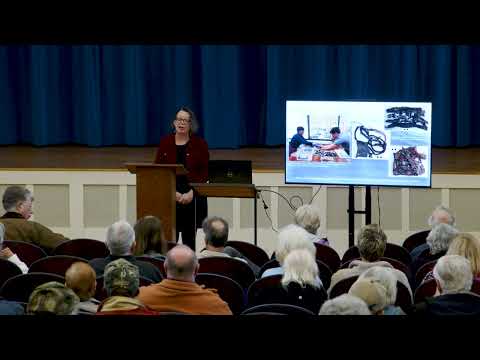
[{"left": 285, "top": 100, "right": 432, "bottom": 187}]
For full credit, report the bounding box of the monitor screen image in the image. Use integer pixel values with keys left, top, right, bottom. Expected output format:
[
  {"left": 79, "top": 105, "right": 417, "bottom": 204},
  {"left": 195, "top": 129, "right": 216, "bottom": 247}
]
[{"left": 285, "top": 100, "right": 432, "bottom": 187}]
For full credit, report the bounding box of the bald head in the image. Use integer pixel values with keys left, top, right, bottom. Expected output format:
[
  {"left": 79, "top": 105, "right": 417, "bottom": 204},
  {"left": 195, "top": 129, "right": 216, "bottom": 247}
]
[
  {"left": 429, "top": 206, "right": 455, "bottom": 227},
  {"left": 164, "top": 244, "right": 199, "bottom": 282},
  {"left": 65, "top": 262, "right": 97, "bottom": 301}
]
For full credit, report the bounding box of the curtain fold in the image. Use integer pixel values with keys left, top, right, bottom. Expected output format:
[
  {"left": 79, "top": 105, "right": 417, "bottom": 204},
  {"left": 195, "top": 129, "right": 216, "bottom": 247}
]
[{"left": 0, "top": 45, "right": 477, "bottom": 148}]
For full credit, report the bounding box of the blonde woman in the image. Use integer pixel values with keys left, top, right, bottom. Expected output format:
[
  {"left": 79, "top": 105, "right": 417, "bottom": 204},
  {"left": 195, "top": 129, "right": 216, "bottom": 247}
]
[{"left": 422, "top": 233, "right": 480, "bottom": 283}]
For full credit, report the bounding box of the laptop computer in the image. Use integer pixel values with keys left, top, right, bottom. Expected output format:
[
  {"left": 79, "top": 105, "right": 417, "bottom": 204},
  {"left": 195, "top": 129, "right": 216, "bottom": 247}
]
[{"left": 208, "top": 160, "right": 252, "bottom": 184}]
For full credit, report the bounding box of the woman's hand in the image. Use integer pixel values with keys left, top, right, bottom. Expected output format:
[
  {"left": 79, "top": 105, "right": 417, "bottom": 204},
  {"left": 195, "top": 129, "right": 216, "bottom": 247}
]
[
  {"left": 179, "top": 189, "right": 194, "bottom": 205},
  {"left": 176, "top": 192, "right": 182, "bottom": 203}
]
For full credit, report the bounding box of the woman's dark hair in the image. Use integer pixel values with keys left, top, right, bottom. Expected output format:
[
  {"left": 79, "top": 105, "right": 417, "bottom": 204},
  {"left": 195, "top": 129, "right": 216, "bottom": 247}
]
[
  {"left": 172, "top": 106, "right": 199, "bottom": 134},
  {"left": 133, "top": 216, "right": 166, "bottom": 255}
]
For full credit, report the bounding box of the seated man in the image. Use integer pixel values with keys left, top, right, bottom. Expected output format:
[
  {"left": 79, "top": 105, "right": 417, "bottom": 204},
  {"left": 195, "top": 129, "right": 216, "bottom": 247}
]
[
  {"left": 65, "top": 262, "right": 100, "bottom": 315},
  {"left": 413, "top": 255, "right": 480, "bottom": 315},
  {"left": 89, "top": 220, "right": 162, "bottom": 283},
  {"left": 96, "top": 258, "right": 158, "bottom": 315},
  {"left": 329, "top": 224, "right": 412, "bottom": 298},
  {"left": 0, "top": 185, "right": 68, "bottom": 252},
  {"left": 319, "top": 294, "right": 370, "bottom": 315},
  {"left": 27, "top": 281, "right": 79, "bottom": 315},
  {"left": 410, "top": 223, "right": 459, "bottom": 286},
  {"left": 0, "top": 222, "right": 28, "bottom": 273},
  {"left": 137, "top": 244, "right": 232, "bottom": 315},
  {"left": 199, "top": 216, "right": 260, "bottom": 276},
  {"left": 410, "top": 205, "right": 456, "bottom": 261},
  {"left": 289, "top": 126, "right": 313, "bottom": 154},
  {"left": 320, "top": 127, "right": 350, "bottom": 156}
]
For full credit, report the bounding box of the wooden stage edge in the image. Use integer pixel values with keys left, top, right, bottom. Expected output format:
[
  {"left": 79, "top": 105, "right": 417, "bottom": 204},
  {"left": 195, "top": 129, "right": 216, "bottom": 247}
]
[{"left": 0, "top": 145, "right": 478, "bottom": 175}]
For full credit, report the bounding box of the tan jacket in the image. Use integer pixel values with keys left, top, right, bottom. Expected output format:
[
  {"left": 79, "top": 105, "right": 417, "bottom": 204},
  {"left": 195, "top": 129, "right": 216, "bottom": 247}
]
[
  {"left": 0, "top": 213, "right": 68, "bottom": 251},
  {"left": 137, "top": 278, "right": 233, "bottom": 315}
]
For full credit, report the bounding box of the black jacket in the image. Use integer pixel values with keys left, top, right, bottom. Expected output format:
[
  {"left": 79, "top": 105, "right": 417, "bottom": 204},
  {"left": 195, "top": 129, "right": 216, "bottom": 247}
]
[
  {"left": 414, "top": 292, "right": 480, "bottom": 315},
  {"left": 89, "top": 255, "right": 162, "bottom": 283}
]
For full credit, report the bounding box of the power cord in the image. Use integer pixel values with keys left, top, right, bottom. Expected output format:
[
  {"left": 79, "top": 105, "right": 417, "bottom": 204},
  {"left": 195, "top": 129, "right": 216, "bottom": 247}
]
[
  {"left": 377, "top": 186, "right": 381, "bottom": 228},
  {"left": 258, "top": 190, "right": 278, "bottom": 233},
  {"left": 257, "top": 189, "right": 301, "bottom": 213},
  {"left": 309, "top": 186, "right": 322, "bottom": 204}
]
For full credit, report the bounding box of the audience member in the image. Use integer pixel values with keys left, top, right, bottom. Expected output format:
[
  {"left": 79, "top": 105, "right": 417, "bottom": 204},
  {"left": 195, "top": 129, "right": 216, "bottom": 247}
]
[
  {"left": 27, "top": 281, "right": 79, "bottom": 315},
  {"left": 329, "top": 224, "right": 411, "bottom": 297},
  {"left": 319, "top": 294, "right": 370, "bottom": 315},
  {"left": 410, "top": 223, "right": 459, "bottom": 282},
  {"left": 65, "top": 262, "right": 100, "bottom": 315},
  {"left": 96, "top": 258, "right": 158, "bottom": 315},
  {"left": 199, "top": 216, "right": 260, "bottom": 275},
  {"left": 262, "top": 224, "right": 320, "bottom": 286},
  {"left": 0, "top": 222, "right": 28, "bottom": 273},
  {"left": 422, "top": 233, "right": 480, "bottom": 284},
  {"left": 137, "top": 244, "right": 232, "bottom": 315},
  {"left": 359, "top": 266, "right": 405, "bottom": 315},
  {"left": 414, "top": 255, "right": 480, "bottom": 315},
  {"left": 410, "top": 205, "right": 457, "bottom": 260},
  {"left": 89, "top": 220, "right": 162, "bottom": 282},
  {"left": 248, "top": 248, "right": 326, "bottom": 313},
  {"left": 134, "top": 215, "right": 167, "bottom": 257},
  {"left": 294, "top": 204, "right": 329, "bottom": 246},
  {"left": 0, "top": 186, "right": 68, "bottom": 252}
]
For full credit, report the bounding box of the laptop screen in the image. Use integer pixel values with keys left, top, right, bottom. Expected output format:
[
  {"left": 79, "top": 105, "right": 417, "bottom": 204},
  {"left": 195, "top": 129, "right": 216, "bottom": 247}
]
[{"left": 208, "top": 160, "right": 252, "bottom": 184}]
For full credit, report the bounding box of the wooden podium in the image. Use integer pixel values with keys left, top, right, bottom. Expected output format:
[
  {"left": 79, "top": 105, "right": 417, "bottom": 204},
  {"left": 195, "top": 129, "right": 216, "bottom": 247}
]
[
  {"left": 190, "top": 183, "right": 258, "bottom": 245},
  {"left": 126, "top": 163, "right": 186, "bottom": 243}
]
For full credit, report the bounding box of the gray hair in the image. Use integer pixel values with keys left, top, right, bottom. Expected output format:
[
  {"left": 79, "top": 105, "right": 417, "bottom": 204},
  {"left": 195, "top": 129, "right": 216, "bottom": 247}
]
[
  {"left": 164, "top": 244, "right": 198, "bottom": 281},
  {"left": 428, "top": 205, "right": 456, "bottom": 227},
  {"left": 105, "top": 220, "right": 135, "bottom": 256},
  {"left": 202, "top": 216, "right": 229, "bottom": 248},
  {"left": 281, "top": 248, "right": 321, "bottom": 289},
  {"left": 319, "top": 294, "right": 371, "bottom": 315},
  {"left": 294, "top": 205, "right": 321, "bottom": 235},
  {"left": 433, "top": 255, "right": 473, "bottom": 294},
  {"left": 276, "top": 224, "right": 316, "bottom": 265},
  {"left": 427, "top": 223, "right": 459, "bottom": 255},
  {"left": 359, "top": 266, "right": 397, "bottom": 306},
  {"left": 2, "top": 186, "right": 32, "bottom": 212}
]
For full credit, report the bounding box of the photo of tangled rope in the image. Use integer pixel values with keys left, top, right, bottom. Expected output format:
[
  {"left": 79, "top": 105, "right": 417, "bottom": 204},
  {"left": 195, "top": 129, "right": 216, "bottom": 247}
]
[
  {"left": 385, "top": 107, "right": 428, "bottom": 130},
  {"left": 392, "top": 146, "right": 426, "bottom": 176}
]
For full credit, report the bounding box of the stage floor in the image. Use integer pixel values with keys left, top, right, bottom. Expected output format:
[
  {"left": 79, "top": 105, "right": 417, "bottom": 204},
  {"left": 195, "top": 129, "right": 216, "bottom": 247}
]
[{"left": 0, "top": 145, "right": 477, "bottom": 174}]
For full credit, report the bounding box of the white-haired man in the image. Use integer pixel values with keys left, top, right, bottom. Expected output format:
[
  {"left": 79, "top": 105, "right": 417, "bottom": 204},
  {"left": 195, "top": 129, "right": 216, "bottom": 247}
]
[
  {"left": 319, "top": 294, "right": 370, "bottom": 315},
  {"left": 410, "top": 223, "right": 459, "bottom": 284},
  {"left": 410, "top": 205, "right": 457, "bottom": 261},
  {"left": 89, "top": 220, "right": 162, "bottom": 282},
  {"left": 0, "top": 185, "right": 68, "bottom": 252},
  {"left": 414, "top": 255, "right": 480, "bottom": 315}
]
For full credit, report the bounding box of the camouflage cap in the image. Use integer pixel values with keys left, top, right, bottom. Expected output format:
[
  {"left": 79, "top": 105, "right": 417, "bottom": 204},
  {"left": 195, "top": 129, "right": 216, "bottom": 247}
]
[
  {"left": 104, "top": 258, "right": 140, "bottom": 297},
  {"left": 27, "top": 281, "right": 80, "bottom": 315}
]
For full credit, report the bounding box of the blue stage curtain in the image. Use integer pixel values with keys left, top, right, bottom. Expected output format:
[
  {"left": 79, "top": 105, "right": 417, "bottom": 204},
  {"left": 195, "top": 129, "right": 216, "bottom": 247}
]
[{"left": 0, "top": 45, "right": 478, "bottom": 148}]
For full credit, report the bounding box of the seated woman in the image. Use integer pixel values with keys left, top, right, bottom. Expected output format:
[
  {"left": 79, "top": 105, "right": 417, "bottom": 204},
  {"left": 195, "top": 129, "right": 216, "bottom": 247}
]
[
  {"left": 422, "top": 233, "right": 480, "bottom": 284},
  {"left": 251, "top": 248, "right": 326, "bottom": 313},
  {"left": 133, "top": 216, "right": 167, "bottom": 258},
  {"left": 294, "top": 204, "right": 329, "bottom": 246},
  {"left": 261, "top": 224, "right": 320, "bottom": 286}
]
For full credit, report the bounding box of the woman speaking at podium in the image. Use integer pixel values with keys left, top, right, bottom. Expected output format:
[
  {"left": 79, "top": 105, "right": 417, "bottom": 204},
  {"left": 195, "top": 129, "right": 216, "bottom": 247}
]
[{"left": 154, "top": 107, "right": 209, "bottom": 251}]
